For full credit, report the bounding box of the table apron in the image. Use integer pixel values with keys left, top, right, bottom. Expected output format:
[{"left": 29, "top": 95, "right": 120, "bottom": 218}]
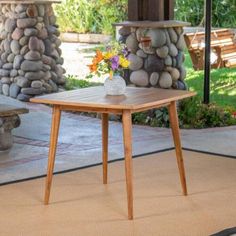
[
  {"left": 56, "top": 103, "right": 171, "bottom": 114},
  {"left": 133, "top": 103, "right": 170, "bottom": 113}
]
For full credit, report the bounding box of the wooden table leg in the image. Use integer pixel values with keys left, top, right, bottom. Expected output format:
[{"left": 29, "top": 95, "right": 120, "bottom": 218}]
[
  {"left": 122, "top": 110, "right": 133, "bottom": 220},
  {"left": 102, "top": 113, "right": 109, "bottom": 184},
  {"left": 44, "top": 105, "right": 61, "bottom": 204},
  {"left": 168, "top": 101, "right": 188, "bottom": 196}
]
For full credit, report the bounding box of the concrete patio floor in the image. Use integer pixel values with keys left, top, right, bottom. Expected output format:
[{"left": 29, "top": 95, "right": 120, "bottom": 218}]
[
  {"left": 1, "top": 94, "right": 236, "bottom": 184},
  {"left": 1, "top": 42, "right": 236, "bottom": 184}
]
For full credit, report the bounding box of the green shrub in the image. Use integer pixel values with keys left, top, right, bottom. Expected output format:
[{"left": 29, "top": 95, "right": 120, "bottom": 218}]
[
  {"left": 94, "top": 0, "right": 128, "bottom": 35},
  {"left": 54, "top": 0, "right": 95, "bottom": 33},
  {"left": 132, "top": 108, "right": 170, "bottom": 128},
  {"left": 132, "top": 96, "right": 236, "bottom": 129},
  {"left": 175, "top": 0, "right": 236, "bottom": 28},
  {"left": 178, "top": 97, "right": 236, "bottom": 128},
  {"left": 54, "top": 0, "right": 127, "bottom": 35}
]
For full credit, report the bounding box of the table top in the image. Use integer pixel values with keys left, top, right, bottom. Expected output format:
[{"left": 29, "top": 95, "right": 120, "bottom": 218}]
[{"left": 30, "top": 87, "right": 196, "bottom": 111}]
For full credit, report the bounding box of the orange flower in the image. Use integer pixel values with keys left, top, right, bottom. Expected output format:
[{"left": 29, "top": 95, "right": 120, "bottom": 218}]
[
  {"left": 96, "top": 50, "right": 103, "bottom": 62},
  {"left": 88, "top": 64, "right": 97, "bottom": 72},
  {"left": 92, "top": 57, "right": 99, "bottom": 65}
]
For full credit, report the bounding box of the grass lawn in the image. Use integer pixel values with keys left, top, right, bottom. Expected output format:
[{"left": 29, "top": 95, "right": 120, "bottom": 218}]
[
  {"left": 65, "top": 75, "right": 102, "bottom": 90},
  {"left": 184, "top": 52, "right": 236, "bottom": 110}
]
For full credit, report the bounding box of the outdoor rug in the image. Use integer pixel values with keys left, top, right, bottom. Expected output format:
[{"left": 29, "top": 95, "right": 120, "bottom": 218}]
[
  {"left": 0, "top": 150, "right": 236, "bottom": 236},
  {"left": 211, "top": 227, "right": 236, "bottom": 236}
]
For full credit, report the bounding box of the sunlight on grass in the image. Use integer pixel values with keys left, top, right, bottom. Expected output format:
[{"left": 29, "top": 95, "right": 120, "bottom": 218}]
[
  {"left": 65, "top": 75, "right": 102, "bottom": 90},
  {"left": 184, "top": 52, "right": 236, "bottom": 109},
  {"left": 228, "top": 90, "right": 236, "bottom": 96}
]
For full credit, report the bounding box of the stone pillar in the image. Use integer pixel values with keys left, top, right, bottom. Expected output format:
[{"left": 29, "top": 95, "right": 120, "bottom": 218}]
[
  {"left": 0, "top": 0, "right": 65, "bottom": 101},
  {"left": 115, "top": 21, "right": 190, "bottom": 90}
]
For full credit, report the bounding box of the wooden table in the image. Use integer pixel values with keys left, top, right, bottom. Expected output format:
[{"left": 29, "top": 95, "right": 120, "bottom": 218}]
[{"left": 30, "top": 86, "right": 196, "bottom": 220}]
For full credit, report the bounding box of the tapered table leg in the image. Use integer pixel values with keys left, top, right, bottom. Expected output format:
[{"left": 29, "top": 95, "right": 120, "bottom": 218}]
[
  {"left": 44, "top": 105, "right": 61, "bottom": 204},
  {"left": 102, "top": 113, "right": 109, "bottom": 184},
  {"left": 122, "top": 110, "right": 133, "bottom": 220},
  {"left": 168, "top": 101, "right": 188, "bottom": 196}
]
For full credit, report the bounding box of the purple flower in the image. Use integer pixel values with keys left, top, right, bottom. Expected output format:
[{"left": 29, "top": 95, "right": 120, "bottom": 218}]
[
  {"left": 110, "top": 55, "right": 119, "bottom": 70},
  {"left": 122, "top": 47, "right": 129, "bottom": 58}
]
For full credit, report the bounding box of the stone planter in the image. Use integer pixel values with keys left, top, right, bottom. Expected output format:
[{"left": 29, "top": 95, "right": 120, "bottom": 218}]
[{"left": 0, "top": 0, "right": 66, "bottom": 101}]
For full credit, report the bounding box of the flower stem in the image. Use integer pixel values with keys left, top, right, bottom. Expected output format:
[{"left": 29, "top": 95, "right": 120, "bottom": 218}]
[{"left": 109, "top": 71, "right": 113, "bottom": 80}]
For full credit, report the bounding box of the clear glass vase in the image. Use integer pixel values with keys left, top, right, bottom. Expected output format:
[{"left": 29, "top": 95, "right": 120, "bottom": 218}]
[{"left": 104, "top": 74, "right": 126, "bottom": 95}]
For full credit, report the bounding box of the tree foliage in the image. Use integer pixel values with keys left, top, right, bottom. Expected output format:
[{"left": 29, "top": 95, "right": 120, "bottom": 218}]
[{"left": 175, "top": 0, "right": 236, "bottom": 27}]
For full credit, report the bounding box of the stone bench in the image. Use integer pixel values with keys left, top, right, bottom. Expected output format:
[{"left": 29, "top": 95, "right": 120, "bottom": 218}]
[{"left": 0, "top": 104, "right": 28, "bottom": 151}]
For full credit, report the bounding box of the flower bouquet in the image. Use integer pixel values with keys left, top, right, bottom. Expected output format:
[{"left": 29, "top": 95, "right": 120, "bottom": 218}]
[
  {"left": 88, "top": 45, "right": 130, "bottom": 78},
  {"left": 88, "top": 45, "right": 130, "bottom": 95}
]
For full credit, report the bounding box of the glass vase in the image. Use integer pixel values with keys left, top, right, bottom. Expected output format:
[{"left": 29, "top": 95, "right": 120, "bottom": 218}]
[{"left": 104, "top": 74, "right": 126, "bottom": 95}]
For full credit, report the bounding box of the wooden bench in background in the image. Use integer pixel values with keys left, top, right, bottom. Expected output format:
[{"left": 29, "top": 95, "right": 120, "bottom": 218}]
[
  {"left": 0, "top": 104, "right": 28, "bottom": 151},
  {"left": 184, "top": 29, "right": 236, "bottom": 70}
]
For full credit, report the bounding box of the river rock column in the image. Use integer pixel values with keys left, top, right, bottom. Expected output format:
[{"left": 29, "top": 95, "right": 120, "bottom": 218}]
[
  {"left": 0, "top": 1, "right": 65, "bottom": 101},
  {"left": 116, "top": 21, "right": 190, "bottom": 90}
]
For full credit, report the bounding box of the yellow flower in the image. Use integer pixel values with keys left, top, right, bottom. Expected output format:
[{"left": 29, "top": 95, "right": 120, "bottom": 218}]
[
  {"left": 119, "top": 57, "right": 130, "bottom": 68},
  {"left": 103, "top": 51, "right": 114, "bottom": 60}
]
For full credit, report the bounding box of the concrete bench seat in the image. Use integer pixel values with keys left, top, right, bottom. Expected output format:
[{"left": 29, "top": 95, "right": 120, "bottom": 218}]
[{"left": 0, "top": 104, "right": 29, "bottom": 151}]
